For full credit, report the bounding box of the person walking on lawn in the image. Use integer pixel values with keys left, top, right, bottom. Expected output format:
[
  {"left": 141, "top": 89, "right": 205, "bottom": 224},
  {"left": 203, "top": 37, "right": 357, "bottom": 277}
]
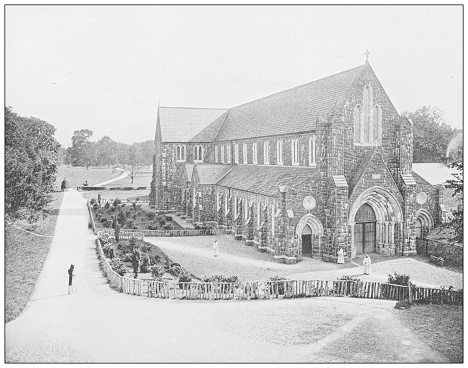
[
  {"left": 213, "top": 239, "right": 219, "bottom": 257},
  {"left": 68, "top": 264, "right": 76, "bottom": 294}
]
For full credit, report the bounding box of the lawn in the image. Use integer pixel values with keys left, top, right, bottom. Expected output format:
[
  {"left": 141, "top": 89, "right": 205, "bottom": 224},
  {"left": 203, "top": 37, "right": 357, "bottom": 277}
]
[
  {"left": 397, "top": 304, "right": 463, "bottom": 363},
  {"left": 106, "top": 170, "right": 152, "bottom": 188},
  {"left": 5, "top": 192, "right": 64, "bottom": 323},
  {"left": 55, "top": 165, "right": 121, "bottom": 190}
]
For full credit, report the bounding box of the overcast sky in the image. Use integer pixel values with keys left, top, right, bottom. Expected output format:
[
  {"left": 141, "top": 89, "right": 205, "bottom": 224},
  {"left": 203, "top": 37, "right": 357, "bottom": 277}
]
[{"left": 5, "top": 5, "right": 462, "bottom": 147}]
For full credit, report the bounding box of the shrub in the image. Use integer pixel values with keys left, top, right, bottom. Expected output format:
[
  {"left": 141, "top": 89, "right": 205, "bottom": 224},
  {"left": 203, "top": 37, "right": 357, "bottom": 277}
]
[
  {"left": 122, "top": 253, "right": 132, "bottom": 262},
  {"left": 140, "top": 254, "right": 151, "bottom": 273},
  {"left": 387, "top": 272, "right": 410, "bottom": 286},
  {"left": 110, "top": 258, "right": 127, "bottom": 276},
  {"left": 100, "top": 217, "right": 108, "bottom": 223},
  {"left": 105, "top": 202, "right": 110, "bottom": 210},
  {"left": 151, "top": 264, "right": 165, "bottom": 280},
  {"left": 162, "top": 223, "right": 173, "bottom": 230},
  {"left": 165, "top": 215, "right": 173, "bottom": 221},
  {"left": 112, "top": 217, "right": 117, "bottom": 229},
  {"left": 154, "top": 255, "right": 161, "bottom": 264},
  {"left": 168, "top": 264, "right": 182, "bottom": 277},
  {"left": 117, "top": 211, "right": 126, "bottom": 226},
  {"left": 125, "top": 220, "right": 135, "bottom": 229},
  {"left": 269, "top": 276, "right": 287, "bottom": 295},
  {"left": 178, "top": 270, "right": 193, "bottom": 289},
  {"left": 103, "top": 220, "right": 112, "bottom": 228},
  {"left": 98, "top": 232, "right": 110, "bottom": 246},
  {"left": 113, "top": 198, "right": 122, "bottom": 207},
  {"left": 146, "top": 212, "right": 156, "bottom": 220},
  {"left": 147, "top": 224, "right": 158, "bottom": 230},
  {"left": 140, "top": 244, "right": 150, "bottom": 253}
]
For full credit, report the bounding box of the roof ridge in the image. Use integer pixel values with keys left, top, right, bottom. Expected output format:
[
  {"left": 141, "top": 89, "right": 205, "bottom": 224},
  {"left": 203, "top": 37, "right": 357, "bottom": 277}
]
[
  {"left": 213, "top": 111, "right": 230, "bottom": 142},
  {"left": 160, "top": 106, "right": 228, "bottom": 110},
  {"left": 227, "top": 64, "right": 366, "bottom": 111},
  {"left": 329, "top": 63, "right": 367, "bottom": 119}
]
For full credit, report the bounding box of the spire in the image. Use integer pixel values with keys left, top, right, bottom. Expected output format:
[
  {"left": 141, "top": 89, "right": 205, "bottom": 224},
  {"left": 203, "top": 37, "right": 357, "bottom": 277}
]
[
  {"left": 365, "top": 49, "right": 370, "bottom": 64},
  {"left": 154, "top": 104, "right": 162, "bottom": 149}
]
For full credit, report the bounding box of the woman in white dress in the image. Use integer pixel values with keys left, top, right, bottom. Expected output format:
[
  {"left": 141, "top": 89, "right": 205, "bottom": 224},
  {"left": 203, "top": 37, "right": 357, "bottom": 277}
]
[
  {"left": 363, "top": 254, "right": 372, "bottom": 275},
  {"left": 213, "top": 240, "right": 219, "bottom": 257},
  {"left": 337, "top": 248, "right": 344, "bottom": 264}
]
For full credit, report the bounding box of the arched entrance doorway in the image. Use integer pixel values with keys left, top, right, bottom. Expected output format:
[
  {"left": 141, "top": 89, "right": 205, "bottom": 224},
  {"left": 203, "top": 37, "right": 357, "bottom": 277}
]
[
  {"left": 348, "top": 186, "right": 404, "bottom": 258},
  {"left": 295, "top": 214, "right": 324, "bottom": 258},
  {"left": 415, "top": 218, "right": 423, "bottom": 239},
  {"left": 302, "top": 225, "right": 313, "bottom": 256},
  {"left": 415, "top": 208, "right": 433, "bottom": 240},
  {"left": 354, "top": 203, "right": 376, "bottom": 254}
]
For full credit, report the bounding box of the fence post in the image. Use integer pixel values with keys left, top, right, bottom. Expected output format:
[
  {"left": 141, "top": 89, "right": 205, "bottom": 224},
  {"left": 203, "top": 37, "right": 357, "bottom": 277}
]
[{"left": 408, "top": 279, "right": 413, "bottom": 303}]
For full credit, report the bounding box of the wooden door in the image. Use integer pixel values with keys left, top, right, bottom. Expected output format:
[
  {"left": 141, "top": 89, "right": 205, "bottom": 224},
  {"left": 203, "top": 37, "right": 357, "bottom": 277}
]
[
  {"left": 364, "top": 222, "right": 376, "bottom": 253},
  {"left": 415, "top": 218, "right": 422, "bottom": 238},
  {"left": 354, "top": 223, "right": 364, "bottom": 254},
  {"left": 301, "top": 225, "right": 312, "bottom": 256}
]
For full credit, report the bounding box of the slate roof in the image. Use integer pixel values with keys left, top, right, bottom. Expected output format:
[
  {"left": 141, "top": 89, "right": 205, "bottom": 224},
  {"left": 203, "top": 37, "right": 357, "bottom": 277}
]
[
  {"left": 413, "top": 163, "right": 458, "bottom": 185},
  {"left": 159, "top": 107, "right": 227, "bottom": 143},
  {"left": 190, "top": 64, "right": 366, "bottom": 142},
  {"left": 216, "top": 165, "right": 319, "bottom": 197},
  {"left": 194, "top": 164, "right": 235, "bottom": 185}
]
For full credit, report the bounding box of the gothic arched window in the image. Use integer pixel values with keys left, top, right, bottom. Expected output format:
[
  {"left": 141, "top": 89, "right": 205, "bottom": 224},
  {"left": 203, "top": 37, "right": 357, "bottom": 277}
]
[{"left": 354, "top": 84, "right": 381, "bottom": 146}]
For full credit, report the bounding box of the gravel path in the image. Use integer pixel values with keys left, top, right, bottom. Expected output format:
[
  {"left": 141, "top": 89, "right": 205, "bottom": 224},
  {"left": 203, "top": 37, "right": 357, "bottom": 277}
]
[{"left": 5, "top": 191, "right": 456, "bottom": 362}]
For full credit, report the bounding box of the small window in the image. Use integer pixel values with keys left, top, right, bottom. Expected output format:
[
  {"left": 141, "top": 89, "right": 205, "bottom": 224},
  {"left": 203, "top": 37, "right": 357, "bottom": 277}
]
[
  {"left": 243, "top": 143, "right": 248, "bottom": 164},
  {"left": 291, "top": 139, "right": 299, "bottom": 165},
  {"left": 277, "top": 140, "right": 283, "bottom": 164},
  {"left": 253, "top": 142, "right": 258, "bottom": 164},
  {"left": 234, "top": 143, "right": 239, "bottom": 164},
  {"left": 308, "top": 135, "right": 316, "bottom": 167},
  {"left": 221, "top": 145, "right": 225, "bottom": 163},
  {"left": 264, "top": 141, "right": 270, "bottom": 164},
  {"left": 194, "top": 145, "right": 204, "bottom": 162},
  {"left": 227, "top": 144, "right": 231, "bottom": 164},
  {"left": 215, "top": 145, "right": 219, "bottom": 163}
]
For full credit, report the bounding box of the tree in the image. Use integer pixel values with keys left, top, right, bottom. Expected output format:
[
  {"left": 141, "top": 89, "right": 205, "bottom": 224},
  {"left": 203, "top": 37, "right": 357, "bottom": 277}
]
[
  {"left": 116, "top": 144, "right": 145, "bottom": 184},
  {"left": 5, "top": 107, "right": 59, "bottom": 220},
  {"left": 444, "top": 160, "right": 463, "bottom": 242},
  {"left": 70, "top": 129, "right": 93, "bottom": 167},
  {"left": 134, "top": 140, "right": 155, "bottom": 167},
  {"left": 96, "top": 135, "right": 118, "bottom": 167},
  {"left": 402, "top": 106, "right": 460, "bottom": 163}
]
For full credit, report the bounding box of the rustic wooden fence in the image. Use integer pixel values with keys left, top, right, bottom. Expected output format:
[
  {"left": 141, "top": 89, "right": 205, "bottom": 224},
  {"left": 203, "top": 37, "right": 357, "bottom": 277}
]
[{"left": 96, "top": 238, "right": 462, "bottom": 305}]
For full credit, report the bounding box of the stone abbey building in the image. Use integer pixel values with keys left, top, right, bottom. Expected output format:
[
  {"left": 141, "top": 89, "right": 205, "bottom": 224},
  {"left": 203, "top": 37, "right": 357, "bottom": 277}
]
[{"left": 149, "top": 60, "right": 447, "bottom": 263}]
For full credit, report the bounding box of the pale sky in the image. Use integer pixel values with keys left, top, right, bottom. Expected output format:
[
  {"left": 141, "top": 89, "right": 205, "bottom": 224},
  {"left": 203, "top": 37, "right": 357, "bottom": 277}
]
[{"left": 5, "top": 5, "right": 463, "bottom": 147}]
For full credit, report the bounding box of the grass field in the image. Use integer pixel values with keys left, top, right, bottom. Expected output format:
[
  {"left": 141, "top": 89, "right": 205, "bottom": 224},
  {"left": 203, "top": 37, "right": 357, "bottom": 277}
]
[
  {"left": 397, "top": 304, "right": 463, "bottom": 363},
  {"left": 55, "top": 165, "right": 121, "bottom": 190},
  {"left": 106, "top": 168, "right": 152, "bottom": 188},
  {"left": 5, "top": 192, "right": 64, "bottom": 323}
]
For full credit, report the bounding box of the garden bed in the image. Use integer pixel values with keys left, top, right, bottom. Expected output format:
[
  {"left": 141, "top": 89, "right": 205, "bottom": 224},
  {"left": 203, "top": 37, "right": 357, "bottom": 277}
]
[{"left": 89, "top": 198, "right": 183, "bottom": 231}]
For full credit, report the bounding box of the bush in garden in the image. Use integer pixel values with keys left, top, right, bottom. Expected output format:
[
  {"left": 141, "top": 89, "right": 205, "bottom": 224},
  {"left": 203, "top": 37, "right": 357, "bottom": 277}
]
[
  {"left": 113, "top": 198, "right": 122, "bottom": 207},
  {"left": 110, "top": 258, "right": 127, "bottom": 276},
  {"left": 104, "top": 220, "right": 112, "bottom": 228},
  {"left": 165, "top": 215, "right": 173, "bottom": 221},
  {"left": 154, "top": 255, "right": 161, "bottom": 264},
  {"left": 203, "top": 275, "right": 240, "bottom": 288},
  {"left": 98, "top": 232, "right": 110, "bottom": 246},
  {"left": 114, "top": 223, "right": 121, "bottom": 242},
  {"left": 146, "top": 224, "right": 158, "bottom": 230},
  {"left": 140, "top": 244, "right": 150, "bottom": 253},
  {"left": 387, "top": 272, "right": 410, "bottom": 286},
  {"left": 178, "top": 270, "right": 192, "bottom": 289},
  {"left": 105, "top": 202, "right": 110, "bottom": 210},
  {"left": 151, "top": 264, "right": 165, "bottom": 280},
  {"left": 122, "top": 253, "right": 132, "bottom": 262},
  {"left": 112, "top": 217, "right": 117, "bottom": 229},
  {"left": 126, "top": 220, "right": 135, "bottom": 229},
  {"left": 168, "top": 264, "right": 182, "bottom": 277},
  {"left": 269, "top": 276, "right": 287, "bottom": 295},
  {"left": 100, "top": 217, "right": 108, "bottom": 223},
  {"left": 90, "top": 198, "right": 97, "bottom": 206},
  {"left": 117, "top": 211, "right": 126, "bottom": 226},
  {"left": 162, "top": 223, "right": 173, "bottom": 230},
  {"left": 146, "top": 212, "right": 156, "bottom": 220},
  {"left": 140, "top": 254, "right": 151, "bottom": 273}
]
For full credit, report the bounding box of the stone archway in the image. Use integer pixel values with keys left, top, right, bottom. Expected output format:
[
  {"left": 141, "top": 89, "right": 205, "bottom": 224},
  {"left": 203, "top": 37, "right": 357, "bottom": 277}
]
[
  {"left": 295, "top": 214, "right": 324, "bottom": 258},
  {"left": 415, "top": 208, "right": 433, "bottom": 239},
  {"left": 348, "top": 186, "right": 403, "bottom": 258}
]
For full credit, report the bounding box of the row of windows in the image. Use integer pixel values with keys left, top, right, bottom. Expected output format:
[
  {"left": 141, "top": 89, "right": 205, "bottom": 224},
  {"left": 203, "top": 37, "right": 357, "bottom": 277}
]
[
  {"left": 215, "top": 137, "right": 317, "bottom": 166},
  {"left": 175, "top": 136, "right": 318, "bottom": 166}
]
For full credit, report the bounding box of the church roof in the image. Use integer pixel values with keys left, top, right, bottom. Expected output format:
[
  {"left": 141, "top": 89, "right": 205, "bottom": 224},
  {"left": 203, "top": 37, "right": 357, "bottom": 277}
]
[
  {"left": 194, "top": 164, "right": 235, "bottom": 185},
  {"left": 190, "top": 64, "right": 366, "bottom": 142},
  {"left": 159, "top": 107, "right": 227, "bottom": 143},
  {"left": 216, "top": 165, "right": 319, "bottom": 197},
  {"left": 412, "top": 163, "right": 458, "bottom": 185}
]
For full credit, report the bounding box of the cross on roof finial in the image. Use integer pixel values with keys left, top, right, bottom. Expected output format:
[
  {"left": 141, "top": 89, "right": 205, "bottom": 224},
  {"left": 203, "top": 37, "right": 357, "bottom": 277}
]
[{"left": 365, "top": 49, "right": 370, "bottom": 63}]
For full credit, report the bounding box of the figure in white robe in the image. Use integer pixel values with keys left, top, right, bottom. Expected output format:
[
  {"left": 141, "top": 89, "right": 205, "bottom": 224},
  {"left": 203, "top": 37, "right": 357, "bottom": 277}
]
[
  {"left": 363, "top": 254, "right": 371, "bottom": 275},
  {"left": 337, "top": 248, "right": 344, "bottom": 264},
  {"left": 213, "top": 240, "right": 219, "bottom": 257}
]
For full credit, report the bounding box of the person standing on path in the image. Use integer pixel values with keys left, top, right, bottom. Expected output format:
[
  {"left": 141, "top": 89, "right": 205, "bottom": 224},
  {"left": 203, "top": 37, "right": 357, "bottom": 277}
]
[
  {"left": 337, "top": 247, "right": 344, "bottom": 264},
  {"left": 68, "top": 264, "right": 75, "bottom": 294},
  {"left": 213, "top": 239, "right": 219, "bottom": 257},
  {"left": 363, "top": 254, "right": 372, "bottom": 275}
]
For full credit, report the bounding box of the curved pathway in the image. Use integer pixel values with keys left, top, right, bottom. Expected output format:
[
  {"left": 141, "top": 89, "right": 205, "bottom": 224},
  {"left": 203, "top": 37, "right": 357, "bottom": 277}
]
[
  {"left": 93, "top": 168, "right": 128, "bottom": 186},
  {"left": 5, "top": 191, "right": 449, "bottom": 363}
]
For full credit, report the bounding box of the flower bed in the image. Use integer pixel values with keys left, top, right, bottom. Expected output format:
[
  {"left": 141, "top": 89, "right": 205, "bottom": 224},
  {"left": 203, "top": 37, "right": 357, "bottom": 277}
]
[{"left": 89, "top": 198, "right": 183, "bottom": 232}]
